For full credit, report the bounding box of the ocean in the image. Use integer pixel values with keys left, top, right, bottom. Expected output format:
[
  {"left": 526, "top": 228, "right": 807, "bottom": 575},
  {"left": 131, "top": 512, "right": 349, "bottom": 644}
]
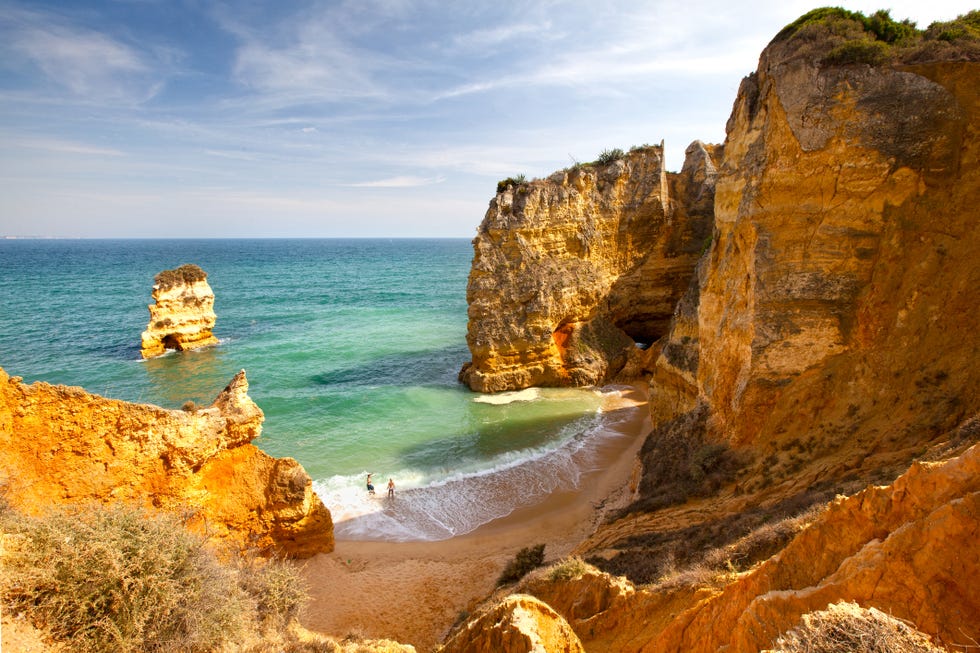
[{"left": 0, "top": 238, "right": 635, "bottom": 541}]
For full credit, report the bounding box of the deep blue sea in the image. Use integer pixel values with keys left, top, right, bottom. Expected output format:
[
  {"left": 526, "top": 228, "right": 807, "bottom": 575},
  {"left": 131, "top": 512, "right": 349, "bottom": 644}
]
[{"left": 0, "top": 239, "right": 633, "bottom": 541}]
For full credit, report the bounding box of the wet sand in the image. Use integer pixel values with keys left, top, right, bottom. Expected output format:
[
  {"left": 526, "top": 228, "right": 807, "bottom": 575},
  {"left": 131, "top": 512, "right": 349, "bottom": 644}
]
[{"left": 299, "top": 384, "right": 651, "bottom": 650}]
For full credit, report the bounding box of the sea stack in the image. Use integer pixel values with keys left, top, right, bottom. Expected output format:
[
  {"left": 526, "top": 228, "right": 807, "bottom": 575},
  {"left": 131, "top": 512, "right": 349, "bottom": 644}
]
[{"left": 140, "top": 263, "right": 219, "bottom": 358}]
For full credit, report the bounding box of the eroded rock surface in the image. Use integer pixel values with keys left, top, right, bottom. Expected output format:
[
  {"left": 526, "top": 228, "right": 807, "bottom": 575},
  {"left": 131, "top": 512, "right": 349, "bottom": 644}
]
[
  {"left": 140, "top": 264, "right": 219, "bottom": 358},
  {"left": 440, "top": 594, "right": 584, "bottom": 653},
  {"left": 652, "top": 44, "right": 980, "bottom": 454},
  {"left": 0, "top": 366, "right": 333, "bottom": 557},
  {"left": 460, "top": 143, "right": 717, "bottom": 393},
  {"left": 519, "top": 441, "right": 980, "bottom": 652}
]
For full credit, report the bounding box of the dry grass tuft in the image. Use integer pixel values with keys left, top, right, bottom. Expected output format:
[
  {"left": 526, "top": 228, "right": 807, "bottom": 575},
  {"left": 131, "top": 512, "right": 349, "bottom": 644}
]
[
  {"left": 1, "top": 504, "right": 311, "bottom": 653},
  {"left": 546, "top": 556, "right": 593, "bottom": 582},
  {"left": 772, "top": 602, "right": 943, "bottom": 653}
]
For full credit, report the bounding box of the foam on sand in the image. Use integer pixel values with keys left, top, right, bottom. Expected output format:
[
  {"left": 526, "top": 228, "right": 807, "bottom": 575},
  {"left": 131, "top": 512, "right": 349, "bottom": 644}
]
[{"left": 315, "top": 385, "right": 642, "bottom": 542}]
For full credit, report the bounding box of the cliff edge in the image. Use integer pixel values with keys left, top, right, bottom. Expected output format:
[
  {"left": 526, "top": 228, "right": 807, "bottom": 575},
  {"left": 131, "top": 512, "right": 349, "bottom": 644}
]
[{"left": 0, "top": 366, "right": 333, "bottom": 557}]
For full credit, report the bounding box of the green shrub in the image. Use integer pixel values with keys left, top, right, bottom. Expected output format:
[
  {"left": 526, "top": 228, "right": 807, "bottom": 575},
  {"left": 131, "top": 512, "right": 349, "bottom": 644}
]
[
  {"left": 865, "top": 10, "right": 917, "bottom": 44},
  {"left": 774, "top": 8, "right": 914, "bottom": 44},
  {"left": 497, "top": 544, "right": 545, "bottom": 586},
  {"left": 595, "top": 148, "right": 625, "bottom": 165},
  {"left": 921, "top": 11, "right": 980, "bottom": 47},
  {"left": 822, "top": 39, "right": 890, "bottom": 65},
  {"left": 496, "top": 174, "right": 527, "bottom": 193},
  {"left": 547, "top": 556, "right": 591, "bottom": 582}
]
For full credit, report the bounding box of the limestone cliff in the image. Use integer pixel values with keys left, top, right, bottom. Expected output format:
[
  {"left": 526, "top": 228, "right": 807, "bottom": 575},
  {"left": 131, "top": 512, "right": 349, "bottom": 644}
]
[
  {"left": 141, "top": 263, "right": 219, "bottom": 359},
  {"left": 652, "top": 22, "right": 980, "bottom": 459},
  {"left": 0, "top": 366, "right": 333, "bottom": 557},
  {"left": 460, "top": 143, "right": 717, "bottom": 393}
]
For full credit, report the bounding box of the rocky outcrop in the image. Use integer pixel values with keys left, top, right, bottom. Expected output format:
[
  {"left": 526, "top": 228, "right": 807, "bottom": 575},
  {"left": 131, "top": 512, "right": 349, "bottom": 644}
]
[
  {"left": 0, "top": 366, "right": 333, "bottom": 557},
  {"left": 140, "top": 264, "right": 219, "bottom": 358},
  {"left": 439, "top": 594, "right": 584, "bottom": 653},
  {"left": 460, "top": 143, "right": 717, "bottom": 393},
  {"left": 651, "top": 30, "right": 980, "bottom": 455},
  {"left": 516, "top": 441, "right": 980, "bottom": 652}
]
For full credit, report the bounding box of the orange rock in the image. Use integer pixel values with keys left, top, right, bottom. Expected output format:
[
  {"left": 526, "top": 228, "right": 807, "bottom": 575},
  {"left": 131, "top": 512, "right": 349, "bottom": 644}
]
[
  {"left": 440, "top": 594, "right": 584, "bottom": 653},
  {"left": 460, "top": 143, "right": 717, "bottom": 393},
  {"left": 520, "top": 442, "right": 980, "bottom": 652},
  {"left": 670, "top": 44, "right": 980, "bottom": 453},
  {"left": 0, "top": 366, "right": 333, "bottom": 557}
]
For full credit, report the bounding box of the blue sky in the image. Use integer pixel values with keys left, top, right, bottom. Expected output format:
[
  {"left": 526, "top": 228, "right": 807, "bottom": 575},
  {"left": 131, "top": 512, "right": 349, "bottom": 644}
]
[{"left": 0, "top": 1, "right": 973, "bottom": 238}]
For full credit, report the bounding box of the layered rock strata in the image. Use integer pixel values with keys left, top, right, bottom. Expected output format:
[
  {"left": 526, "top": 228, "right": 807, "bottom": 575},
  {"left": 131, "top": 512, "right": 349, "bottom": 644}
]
[
  {"left": 141, "top": 263, "right": 219, "bottom": 358},
  {"left": 460, "top": 143, "right": 718, "bottom": 393},
  {"left": 0, "top": 366, "right": 333, "bottom": 557},
  {"left": 651, "top": 37, "right": 980, "bottom": 453},
  {"left": 515, "top": 439, "right": 980, "bottom": 652}
]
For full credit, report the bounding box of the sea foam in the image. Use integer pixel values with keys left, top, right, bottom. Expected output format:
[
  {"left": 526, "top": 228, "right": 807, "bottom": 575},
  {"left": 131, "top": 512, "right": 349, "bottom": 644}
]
[{"left": 315, "top": 386, "right": 638, "bottom": 542}]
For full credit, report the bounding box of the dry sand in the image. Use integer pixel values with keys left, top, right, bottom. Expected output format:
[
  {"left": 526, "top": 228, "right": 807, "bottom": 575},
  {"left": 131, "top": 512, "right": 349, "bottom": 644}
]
[{"left": 299, "top": 384, "right": 651, "bottom": 651}]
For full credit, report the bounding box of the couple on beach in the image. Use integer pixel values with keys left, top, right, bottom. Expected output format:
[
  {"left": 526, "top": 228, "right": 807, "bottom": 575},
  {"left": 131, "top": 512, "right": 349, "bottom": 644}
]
[{"left": 366, "top": 473, "right": 395, "bottom": 498}]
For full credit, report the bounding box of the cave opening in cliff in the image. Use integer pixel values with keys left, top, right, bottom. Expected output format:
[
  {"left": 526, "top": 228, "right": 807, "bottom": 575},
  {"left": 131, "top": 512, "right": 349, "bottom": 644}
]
[{"left": 161, "top": 334, "right": 182, "bottom": 351}]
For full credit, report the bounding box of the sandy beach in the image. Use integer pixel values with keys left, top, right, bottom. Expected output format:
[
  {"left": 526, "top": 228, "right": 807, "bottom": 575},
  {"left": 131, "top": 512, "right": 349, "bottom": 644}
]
[{"left": 299, "top": 384, "right": 651, "bottom": 650}]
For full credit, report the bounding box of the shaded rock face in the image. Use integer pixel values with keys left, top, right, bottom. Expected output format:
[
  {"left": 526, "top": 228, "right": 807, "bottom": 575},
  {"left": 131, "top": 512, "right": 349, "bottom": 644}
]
[
  {"left": 522, "top": 440, "right": 980, "bottom": 652},
  {"left": 140, "top": 264, "right": 219, "bottom": 359},
  {"left": 439, "top": 594, "right": 584, "bottom": 653},
  {"left": 0, "top": 366, "right": 333, "bottom": 557},
  {"left": 650, "top": 47, "right": 980, "bottom": 454},
  {"left": 460, "top": 143, "right": 717, "bottom": 393}
]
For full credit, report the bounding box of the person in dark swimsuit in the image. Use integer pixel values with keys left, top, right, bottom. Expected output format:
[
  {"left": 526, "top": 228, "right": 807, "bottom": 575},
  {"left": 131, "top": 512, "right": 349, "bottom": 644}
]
[
  {"left": 387, "top": 478, "right": 395, "bottom": 498},
  {"left": 366, "top": 473, "right": 375, "bottom": 494}
]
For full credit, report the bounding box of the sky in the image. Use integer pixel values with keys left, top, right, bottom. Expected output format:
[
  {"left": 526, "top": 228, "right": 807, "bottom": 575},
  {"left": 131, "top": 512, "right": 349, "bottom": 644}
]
[{"left": 0, "top": 1, "right": 974, "bottom": 238}]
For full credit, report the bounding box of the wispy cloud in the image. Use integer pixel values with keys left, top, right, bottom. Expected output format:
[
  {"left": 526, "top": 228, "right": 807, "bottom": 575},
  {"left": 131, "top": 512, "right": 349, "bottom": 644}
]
[
  {"left": 7, "top": 136, "right": 125, "bottom": 157},
  {"left": 203, "top": 149, "right": 258, "bottom": 161},
  {"left": 345, "top": 175, "right": 446, "bottom": 188},
  {"left": 449, "top": 20, "right": 555, "bottom": 53},
  {"left": 0, "top": 7, "right": 162, "bottom": 103}
]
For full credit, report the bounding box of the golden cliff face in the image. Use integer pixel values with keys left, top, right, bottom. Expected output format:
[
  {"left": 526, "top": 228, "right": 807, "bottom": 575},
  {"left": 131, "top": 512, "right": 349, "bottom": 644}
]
[
  {"left": 0, "top": 366, "right": 333, "bottom": 557},
  {"left": 460, "top": 143, "right": 716, "bottom": 393},
  {"left": 653, "top": 46, "right": 980, "bottom": 455},
  {"left": 141, "top": 264, "right": 220, "bottom": 359}
]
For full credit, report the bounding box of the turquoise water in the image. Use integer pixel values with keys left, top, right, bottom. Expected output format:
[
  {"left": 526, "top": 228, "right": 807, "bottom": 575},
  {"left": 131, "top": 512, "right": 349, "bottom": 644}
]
[{"left": 0, "top": 239, "right": 631, "bottom": 540}]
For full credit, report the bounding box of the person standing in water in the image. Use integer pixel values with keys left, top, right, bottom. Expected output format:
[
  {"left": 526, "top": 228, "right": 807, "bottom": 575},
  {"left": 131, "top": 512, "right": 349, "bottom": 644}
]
[
  {"left": 387, "top": 478, "right": 395, "bottom": 498},
  {"left": 366, "top": 473, "right": 375, "bottom": 495}
]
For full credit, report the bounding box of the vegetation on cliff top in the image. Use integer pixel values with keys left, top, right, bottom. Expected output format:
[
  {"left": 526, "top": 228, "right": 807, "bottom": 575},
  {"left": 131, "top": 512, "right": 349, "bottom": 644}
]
[
  {"left": 772, "top": 7, "right": 980, "bottom": 65},
  {"left": 154, "top": 263, "right": 208, "bottom": 291}
]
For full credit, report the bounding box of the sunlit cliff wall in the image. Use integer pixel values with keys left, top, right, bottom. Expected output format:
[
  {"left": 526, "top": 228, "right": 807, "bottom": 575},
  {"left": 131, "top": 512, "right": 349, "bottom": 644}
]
[
  {"left": 460, "top": 143, "right": 717, "bottom": 393},
  {"left": 0, "top": 366, "right": 333, "bottom": 557}
]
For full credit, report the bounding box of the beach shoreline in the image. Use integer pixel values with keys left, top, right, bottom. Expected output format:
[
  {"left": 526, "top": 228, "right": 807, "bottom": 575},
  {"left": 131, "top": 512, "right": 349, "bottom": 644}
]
[{"left": 299, "top": 383, "right": 651, "bottom": 650}]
